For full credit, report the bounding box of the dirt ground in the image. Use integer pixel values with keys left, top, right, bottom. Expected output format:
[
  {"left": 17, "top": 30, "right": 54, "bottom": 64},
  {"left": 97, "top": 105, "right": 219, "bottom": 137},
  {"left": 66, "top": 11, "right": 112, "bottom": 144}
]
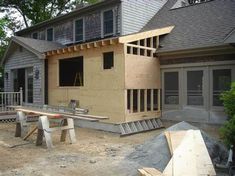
[{"left": 0, "top": 121, "right": 222, "bottom": 176}]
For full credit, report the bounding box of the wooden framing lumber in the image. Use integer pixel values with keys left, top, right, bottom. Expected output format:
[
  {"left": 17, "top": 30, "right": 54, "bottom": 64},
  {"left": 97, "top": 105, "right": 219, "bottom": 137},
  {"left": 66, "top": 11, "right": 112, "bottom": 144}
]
[
  {"left": 23, "top": 126, "right": 37, "bottom": 140},
  {"left": 164, "top": 131, "right": 187, "bottom": 156},
  {"left": 119, "top": 26, "right": 174, "bottom": 43},
  {"left": 138, "top": 168, "right": 163, "bottom": 176},
  {"left": 125, "top": 43, "right": 156, "bottom": 51},
  {"left": 163, "top": 130, "right": 216, "bottom": 176}
]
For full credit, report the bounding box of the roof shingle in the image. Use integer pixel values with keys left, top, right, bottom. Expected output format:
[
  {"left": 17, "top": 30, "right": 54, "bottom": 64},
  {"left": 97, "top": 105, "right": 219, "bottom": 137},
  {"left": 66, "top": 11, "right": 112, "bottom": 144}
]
[{"left": 142, "top": 0, "right": 235, "bottom": 52}]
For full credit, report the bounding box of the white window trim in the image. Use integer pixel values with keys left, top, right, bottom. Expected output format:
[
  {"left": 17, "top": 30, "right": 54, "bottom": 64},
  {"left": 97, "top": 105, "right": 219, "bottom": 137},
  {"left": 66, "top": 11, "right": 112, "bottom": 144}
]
[
  {"left": 73, "top": 17, "right": 85, "bottom": 43},
  {"left": 101, "top": 8, "right": 116, "bottom": 38},
  {"left": 46, "top": 27, "right": 54, "bottom": 41}
]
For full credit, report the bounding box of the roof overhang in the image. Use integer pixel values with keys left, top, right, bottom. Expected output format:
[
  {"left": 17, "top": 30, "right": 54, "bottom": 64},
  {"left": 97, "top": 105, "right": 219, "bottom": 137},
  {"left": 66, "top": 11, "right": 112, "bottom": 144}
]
[
  {"left": 155, "top": 44, "right": 235, "bottom": 59},
  {"left": 118, "top": 26, "right": 175, "bottom": 43},
  {"left": 45, "top": 26, "right": 175, "bottom": 57},
  {"left": 1, "top": 37, "right": 45, "bottom": 66}
]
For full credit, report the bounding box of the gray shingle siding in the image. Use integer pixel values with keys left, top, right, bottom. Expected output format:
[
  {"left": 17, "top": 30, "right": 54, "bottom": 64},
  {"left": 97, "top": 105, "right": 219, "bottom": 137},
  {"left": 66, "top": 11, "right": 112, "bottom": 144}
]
[
  {"left": 4, "top": 45, "right": 43, "bottom": 104},
  {"left": 23, "top": 4, "right": 121, "bottom": 45},
  {"left": 121, "top": 0, "right": 168, "bottom": 35},
  {"left": 142, "top": 0, "right": 235, "bottom": 52}
]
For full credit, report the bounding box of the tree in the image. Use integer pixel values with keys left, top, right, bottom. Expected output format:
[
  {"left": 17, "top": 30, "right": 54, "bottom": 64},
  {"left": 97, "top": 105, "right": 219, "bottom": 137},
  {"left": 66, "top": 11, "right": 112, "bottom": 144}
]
[{"left": 0, "top": 0, "right": 99, "bottom": 27}]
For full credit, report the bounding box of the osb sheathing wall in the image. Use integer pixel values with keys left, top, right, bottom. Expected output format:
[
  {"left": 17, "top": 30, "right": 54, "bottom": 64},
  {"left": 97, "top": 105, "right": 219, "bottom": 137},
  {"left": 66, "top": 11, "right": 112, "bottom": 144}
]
[
  {"left": 47, "top": 44, "right": 126, "bottom": 123},
  {"left": 124, "top": 53, "right": 161, "bottom": 122}
]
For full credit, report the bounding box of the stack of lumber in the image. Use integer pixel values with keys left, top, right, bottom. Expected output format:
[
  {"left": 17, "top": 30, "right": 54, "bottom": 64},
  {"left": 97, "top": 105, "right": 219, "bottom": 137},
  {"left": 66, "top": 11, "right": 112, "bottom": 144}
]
[{"left": 138, "top": 130, "right": 216, "bottom": 176}]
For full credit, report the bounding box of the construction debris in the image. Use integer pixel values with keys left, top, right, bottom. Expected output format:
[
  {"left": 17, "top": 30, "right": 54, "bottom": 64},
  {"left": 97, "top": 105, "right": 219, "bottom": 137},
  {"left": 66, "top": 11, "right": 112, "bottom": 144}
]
[
  {"left": 129, "top": 121, "right": 227, "bottom": 173},
  {"left": 139, "top": 130, "right": 216, "bottom": 176}
]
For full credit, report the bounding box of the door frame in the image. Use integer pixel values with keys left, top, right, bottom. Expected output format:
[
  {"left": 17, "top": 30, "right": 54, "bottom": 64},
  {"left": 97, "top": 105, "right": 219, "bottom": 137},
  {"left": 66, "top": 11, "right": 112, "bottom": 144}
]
[{"left": 182, "top": 67, "right": 208, "bottom": 110}]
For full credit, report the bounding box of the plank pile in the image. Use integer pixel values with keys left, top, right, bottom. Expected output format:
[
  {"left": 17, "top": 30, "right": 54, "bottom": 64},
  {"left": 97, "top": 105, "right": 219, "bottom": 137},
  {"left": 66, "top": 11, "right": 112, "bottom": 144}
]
[{"left": 138, "top": 130, "right": 216, "bottom": 176}]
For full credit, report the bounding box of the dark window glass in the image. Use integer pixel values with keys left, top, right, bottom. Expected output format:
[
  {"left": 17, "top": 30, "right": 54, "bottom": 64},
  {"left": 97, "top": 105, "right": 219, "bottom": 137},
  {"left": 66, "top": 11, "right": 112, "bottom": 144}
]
[
  {"left": 213, "top": 69, "right": 231, "bottom": 106},
  {"left": 147, "top": 89, "right": 151, "bottom": 111},
  {"left": 59, "top": 57, "right": 84, "bottom": 87},
  {"left": 140, "top": 89, "right": 145, "bottom": 112},
  {"left": 47, "top": 28, "right": 53, "bottom": 41},
  {"left": 103, "top": 10, "right": 113, "bottom": 36},
  {"left": 187, "top": 70, "right": 203, "bottom": 106},
  {"left": 127, "top": 90, "right": 131, "bottom": 111},
  {"left": 133, "top": 89, "right": 138, "bottom": 113},
  {"left": 32, "top": 32, "right": 38, "bottom": 39},
  {"left": 153, "top": 89, "right": 158, "bottom": 111},
  {"left": 103, "top": 52, "right": 114, "bottom": 69},
  {"left": 75, "top": 19, "right": 84, "bottom": 42},
  {"left": 164, "top": 72, "right": 179, "bottom": 104}
]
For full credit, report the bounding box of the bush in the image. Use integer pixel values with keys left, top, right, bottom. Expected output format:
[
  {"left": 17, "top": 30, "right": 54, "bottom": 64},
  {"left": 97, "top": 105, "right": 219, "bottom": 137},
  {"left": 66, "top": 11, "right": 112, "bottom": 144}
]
[
  {"left": 220, "top": 82, "right": 235, "bottom": 119},
  {"left": 220, "top": 115, "right": 235, "bottom": 147}
]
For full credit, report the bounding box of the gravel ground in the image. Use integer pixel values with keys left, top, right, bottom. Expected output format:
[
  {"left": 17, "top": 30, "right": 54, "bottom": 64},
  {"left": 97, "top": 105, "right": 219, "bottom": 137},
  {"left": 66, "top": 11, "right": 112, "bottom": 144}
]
[{"left": 0, "top": 121, "right": 228, "bottom": 176}]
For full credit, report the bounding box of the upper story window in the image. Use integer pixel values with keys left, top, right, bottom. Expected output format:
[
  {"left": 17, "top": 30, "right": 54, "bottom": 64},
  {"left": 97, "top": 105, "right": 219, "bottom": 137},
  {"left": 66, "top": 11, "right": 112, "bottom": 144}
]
[
  {"left": 103, "top": 52, "right": 114, "bottom": 69},
  {"left": 103, "top": 9, "right": 114, "bottom": 37},
  {"left": 32, "top": 32, "right": 38, "bottom": 39},
  {"left": 47, "top": 28, "right": 53, "bottom": 41},
  {"left": 75, "top": 18, "right": 84, "bottom": 42}
]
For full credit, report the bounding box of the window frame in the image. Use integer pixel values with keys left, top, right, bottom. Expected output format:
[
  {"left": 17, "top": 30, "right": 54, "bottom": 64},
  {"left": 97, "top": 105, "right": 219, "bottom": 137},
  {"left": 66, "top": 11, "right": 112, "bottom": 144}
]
[
  {"left": 58, "top": 56, "right": 84, "bottom": 87},
  {"left": 103, "top": 51, "right": 114, "bottom": 70},
  {"left": 46, "top": 27, "right": 54, "bottom": 41},
  {"left": 101, "top": 9, "right": 115, "bottom": 38},
  {"left": 74, "top": 17, "right": 85, "bottom": 43},
  {"left": 32, "top": 32, "right": 38, "bottom": 39}
]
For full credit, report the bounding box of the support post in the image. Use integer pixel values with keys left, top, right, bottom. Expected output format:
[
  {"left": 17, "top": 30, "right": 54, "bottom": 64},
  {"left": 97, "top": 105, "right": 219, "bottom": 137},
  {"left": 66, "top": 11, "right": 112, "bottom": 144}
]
[
  {"left": 67, "top": 118, "right": 76, "bottom": 144},
  {"left": 15, "top": 111, "right": 28, "bottom": 137},
  {"left": 37, "top": 116, "right": 54, "bottom": 149},
  {"left": 20, "top": 87, "right": 23, "bottom": 106}
]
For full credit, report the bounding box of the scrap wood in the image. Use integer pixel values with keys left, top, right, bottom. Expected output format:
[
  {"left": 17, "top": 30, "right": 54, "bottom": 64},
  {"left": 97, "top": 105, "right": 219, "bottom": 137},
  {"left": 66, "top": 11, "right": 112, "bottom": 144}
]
[
  {"left": 23, "top": 126, "right": 38, "bottom": 140},
  {"left": 193, "top": 130, "right": 216, "bottom": 176},
  {"left": 163, "top": 130, "right": 216, "bottom": 176},
  {"left": 138, "top": 168, "right": 163, "bottom": 176},
  {"left": 164, "top": 131, "right": 187, "bottom": 156},
  {"left": 143, "top": 168, "right": 163, "bottom": 175}
]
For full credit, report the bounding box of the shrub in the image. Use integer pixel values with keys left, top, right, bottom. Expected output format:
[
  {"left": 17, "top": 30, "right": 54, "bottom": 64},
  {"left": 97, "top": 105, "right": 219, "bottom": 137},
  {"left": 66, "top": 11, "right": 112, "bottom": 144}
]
[
  {"left": 220, "top": 82, "right": 235, "bottom": 119},
  {"left": 220, "top": 115, "right": 235, "bottom": 147}
]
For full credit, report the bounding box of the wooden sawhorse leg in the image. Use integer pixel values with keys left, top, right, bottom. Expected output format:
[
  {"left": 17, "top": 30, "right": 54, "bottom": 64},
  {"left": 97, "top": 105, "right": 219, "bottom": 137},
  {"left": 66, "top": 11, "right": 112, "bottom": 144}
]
[
  {"left": 36, "top": 116, "right": 54, "bottom": 149},
  {"left": 60, "top": 118, "right": 76, "bottom": 144},
  {"left": 15, "top": 111, "right": 29, "bottom": 137}
]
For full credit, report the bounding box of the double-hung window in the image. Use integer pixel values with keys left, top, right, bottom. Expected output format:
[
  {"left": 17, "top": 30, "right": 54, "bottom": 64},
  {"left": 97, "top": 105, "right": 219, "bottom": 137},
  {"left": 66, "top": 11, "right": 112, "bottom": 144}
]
[
  {"left": 46, "top": 28, "right": 53, "bottom": 41},
  {"left": 32, "top": 32, "right": 38, "bottom": 39},
  {"left": 75, "top": 18, "right": 84, "bottom": 42},
  {"left": 103, "top": 9, "right": 114, "bottom": 36}
]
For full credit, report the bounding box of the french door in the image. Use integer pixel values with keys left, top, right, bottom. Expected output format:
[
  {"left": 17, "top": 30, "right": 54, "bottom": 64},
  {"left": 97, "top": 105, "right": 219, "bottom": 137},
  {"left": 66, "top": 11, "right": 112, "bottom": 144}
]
[
  {"left": 185, "top": 69, "right": 205, "bottom": 107},
  {"left": 12, "top": 67, "right": 33, "bottom": 103}
]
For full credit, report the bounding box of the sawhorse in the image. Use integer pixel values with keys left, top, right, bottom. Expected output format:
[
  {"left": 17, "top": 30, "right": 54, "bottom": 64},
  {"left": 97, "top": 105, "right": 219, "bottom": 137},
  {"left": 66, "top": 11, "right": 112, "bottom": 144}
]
[{"left": 15, "top": 111, "right": 76, "bottom": 149}]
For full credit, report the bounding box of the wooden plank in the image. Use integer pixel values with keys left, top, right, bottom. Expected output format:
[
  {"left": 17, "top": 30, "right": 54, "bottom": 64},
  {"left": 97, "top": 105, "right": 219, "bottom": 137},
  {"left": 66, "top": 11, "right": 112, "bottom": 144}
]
[
  {"left": 119, "top": 26, "right": 174, "bottom": 43},
  {"left": 125, "top": 43, "right": 156, "bottom": 51},
  {"left": 16, "top": 108, "right": 62, "bottom": 118},
  {"left": 23, "top": 126, "right": 37, "bottom": 140},
  {"left": 143, "top": 168, "right": 163, "bottom": 175},
  {"left": 163, "top": 130, "right": 197, "bottom": 176},
  {"left": 193, "top": 130, "right": 216, "bottom": 176},
  {"left": 164, "top": 131, "right": 173, "bottom": 155},
  {"left": 163, "top": 130, "right": 216, "bottom": 176},
  {"left": 138, "top": 169, "right": 152, "bottom": 176},
  {"left": 165, "top": 131, "right": 187, "bottom": 156},
  {"left": 15, "top": 107, "right": 102, "bottom": 121}
]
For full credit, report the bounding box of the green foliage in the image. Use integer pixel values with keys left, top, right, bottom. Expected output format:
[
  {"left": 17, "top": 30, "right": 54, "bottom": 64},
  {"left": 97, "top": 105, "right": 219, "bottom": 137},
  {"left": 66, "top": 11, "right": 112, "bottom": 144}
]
[
  {"left": 0, "top": 0, "right": 99, "bottom": 27},
  {"left": 220, "top": 115, "right": 235, "bottom": 147},
  {"left": 220, "top": 82, "right": 235, "bottom": 119}
]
